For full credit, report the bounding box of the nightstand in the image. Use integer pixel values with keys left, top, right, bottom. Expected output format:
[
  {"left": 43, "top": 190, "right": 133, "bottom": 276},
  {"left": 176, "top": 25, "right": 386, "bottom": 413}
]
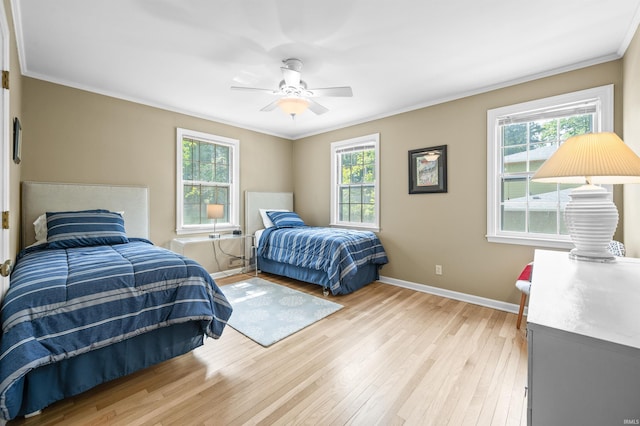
[{"left": 170, "top": 234, "right": 252, "bottom": 274}]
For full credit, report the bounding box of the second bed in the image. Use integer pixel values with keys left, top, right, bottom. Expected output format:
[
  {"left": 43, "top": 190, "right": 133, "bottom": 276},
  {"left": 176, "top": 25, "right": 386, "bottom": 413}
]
[{"left": 246, "top": 191, "right": 388, "bottom": 295}]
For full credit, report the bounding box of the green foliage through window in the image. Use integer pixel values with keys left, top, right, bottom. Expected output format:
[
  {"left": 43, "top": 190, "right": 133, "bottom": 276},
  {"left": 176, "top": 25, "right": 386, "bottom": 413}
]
[
  {"left": 338, "top": 147, "right": 376, "bottom": 224},
  {"left": 182, "top": 137, "right": 231, "bottom": 226}
]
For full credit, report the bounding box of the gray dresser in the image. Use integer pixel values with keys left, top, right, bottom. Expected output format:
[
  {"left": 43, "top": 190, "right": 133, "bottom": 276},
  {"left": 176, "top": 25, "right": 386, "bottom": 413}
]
[{"left": 526, "top": 249, "right": 640, "bottom": 426}]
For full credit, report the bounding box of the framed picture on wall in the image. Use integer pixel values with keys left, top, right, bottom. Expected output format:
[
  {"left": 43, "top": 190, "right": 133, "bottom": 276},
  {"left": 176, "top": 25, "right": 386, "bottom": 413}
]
[
  {"left": 13, "top": 117, "right": 21, "bottom": 164},
  {"left": 408, "top": 145, "right": 447, "bottom": 194}
]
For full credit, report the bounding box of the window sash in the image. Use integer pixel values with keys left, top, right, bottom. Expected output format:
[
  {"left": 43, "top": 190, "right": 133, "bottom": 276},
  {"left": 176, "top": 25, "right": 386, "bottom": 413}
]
[
  {"left": 338, "top": 184, "right": 376, "bottom": 224},
  {"left": 182, "top": 138, "right": 231, "bottom": 185},
  {"left": 182, "top": 183, "right": 230, "bottom": 226}
]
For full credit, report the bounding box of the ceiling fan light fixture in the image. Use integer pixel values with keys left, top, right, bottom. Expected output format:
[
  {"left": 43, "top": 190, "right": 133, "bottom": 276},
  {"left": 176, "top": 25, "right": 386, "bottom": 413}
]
[{"left": 278, "top": 97, "right": 309, "bottom": 117}]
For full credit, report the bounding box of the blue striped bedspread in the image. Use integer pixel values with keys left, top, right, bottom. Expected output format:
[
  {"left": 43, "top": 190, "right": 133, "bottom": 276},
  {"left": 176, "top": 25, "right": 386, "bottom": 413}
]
[
  {"left": 0, "top": 239, "right": 232, "bottom": 420},
  {"left": 257, "top": 227, "right": 388, "bottom": 293}
]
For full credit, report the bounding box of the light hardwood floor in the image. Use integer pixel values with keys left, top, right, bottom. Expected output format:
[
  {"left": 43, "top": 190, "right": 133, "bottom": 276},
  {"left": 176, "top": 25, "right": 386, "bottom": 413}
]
[{"left": 10, "top": 273, "right": 528, "bottom": 426}]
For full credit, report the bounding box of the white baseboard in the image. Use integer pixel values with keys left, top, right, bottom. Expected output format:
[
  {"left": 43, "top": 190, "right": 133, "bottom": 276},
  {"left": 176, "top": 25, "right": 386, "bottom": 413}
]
[
  {"left": 210, "top": 270, "right": 527, "bottom": 317},
  {"left": 378, "top": 275, "right": 526, "bottom": 316}
]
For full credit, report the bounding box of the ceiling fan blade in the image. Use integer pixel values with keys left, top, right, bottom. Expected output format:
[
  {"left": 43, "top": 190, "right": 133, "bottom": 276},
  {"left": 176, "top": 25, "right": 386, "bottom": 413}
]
[
  {"left": 260, "top": 99, "right": 280, "bottom": 112},
  {"left": 306, "top": 86, "right": 353, "bottom": 97},
  {"left": 307, "top": 99, "right": 329, "bottom": 115},
  {"left": 231, "top": 86, "right": 278, "bottom": 95},
  {"left": 281, "top": 67, "right": 301, "bottom": 87}
]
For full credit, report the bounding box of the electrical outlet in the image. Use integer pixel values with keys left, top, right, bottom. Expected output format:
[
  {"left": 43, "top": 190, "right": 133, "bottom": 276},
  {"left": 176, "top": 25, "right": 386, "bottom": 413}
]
[{"left": 435, "top": 264, "right": 443, "bottom": 275}]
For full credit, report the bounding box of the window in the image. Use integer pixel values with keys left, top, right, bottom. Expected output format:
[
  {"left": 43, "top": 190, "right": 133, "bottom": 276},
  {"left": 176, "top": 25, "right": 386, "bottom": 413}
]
[
  {"left": 487, "top": 85, "right": 613, "bottom": 247},
  {"left": 176, "top": 128, "right": 239, "bottom": 234},
  {"left": 330, "top": 133, "right": 380, "bottom": 230}
]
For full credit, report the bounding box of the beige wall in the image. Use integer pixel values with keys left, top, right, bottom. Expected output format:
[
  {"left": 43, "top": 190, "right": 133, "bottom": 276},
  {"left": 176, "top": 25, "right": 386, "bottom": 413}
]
[
  {"left": 623, "top": 25, "right": 640, "bottom": 257},
  {"left": 21, "top": 78, "right": 294, "bottom": 261},
  {"left": 294, "top": 61, "right": 623, "bottom": 304}
]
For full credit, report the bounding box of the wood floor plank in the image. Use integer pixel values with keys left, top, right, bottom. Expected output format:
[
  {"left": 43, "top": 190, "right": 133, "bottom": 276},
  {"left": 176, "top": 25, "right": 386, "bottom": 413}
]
[{"left": 8, "top": 273, "right": 528, "bottom": 425}]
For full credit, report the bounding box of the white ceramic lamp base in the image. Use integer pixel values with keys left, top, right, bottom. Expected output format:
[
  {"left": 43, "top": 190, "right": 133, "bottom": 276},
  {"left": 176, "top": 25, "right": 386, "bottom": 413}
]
[{"left": 565, "top": 185, "right": 618, "bottom": 262}]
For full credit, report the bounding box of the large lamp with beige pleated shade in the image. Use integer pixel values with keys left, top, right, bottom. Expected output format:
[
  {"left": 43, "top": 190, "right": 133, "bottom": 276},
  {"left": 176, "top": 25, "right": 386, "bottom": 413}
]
[{"left": 532, "top": 132, "right": 640, "bottom": 261}]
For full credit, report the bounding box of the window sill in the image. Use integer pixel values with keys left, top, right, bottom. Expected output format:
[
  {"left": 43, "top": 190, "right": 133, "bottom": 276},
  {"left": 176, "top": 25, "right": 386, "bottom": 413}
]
[
  {"left": 330, "top": 223, "right": 380, "bottom": 233},
  {"left": 486, "top": 234, "right": 574, "bottom": 250}
]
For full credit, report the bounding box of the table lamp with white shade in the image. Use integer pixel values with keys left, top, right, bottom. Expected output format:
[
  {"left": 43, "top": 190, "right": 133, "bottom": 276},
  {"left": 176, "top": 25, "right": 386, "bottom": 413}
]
[
  {"left": 531, "top": 132, "right": 640, "bottom": 262},
  {"left": 207, "top": 203, "right": 224, "bottom": 239}
]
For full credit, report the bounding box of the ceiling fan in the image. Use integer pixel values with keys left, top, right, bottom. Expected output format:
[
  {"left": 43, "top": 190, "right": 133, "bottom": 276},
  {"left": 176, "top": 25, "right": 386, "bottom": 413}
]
[{"left": 231, "top": 58, "right": 353, "bottom": 118}]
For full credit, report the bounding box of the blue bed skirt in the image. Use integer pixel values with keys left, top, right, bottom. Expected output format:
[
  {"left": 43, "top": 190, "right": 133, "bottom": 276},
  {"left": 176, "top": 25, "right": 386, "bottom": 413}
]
[
  {"left": 257, "top": 256, "right": 380, "bottom": 295},
  {"left": 16, "top": 321, "right": 205, "bottom": 418}
]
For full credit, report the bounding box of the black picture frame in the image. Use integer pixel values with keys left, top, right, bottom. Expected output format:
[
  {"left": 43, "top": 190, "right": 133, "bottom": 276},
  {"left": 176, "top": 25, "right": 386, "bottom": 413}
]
[
  {"left": 408, "top": 145, "right": 447, "bottom": 194},
  {"left": 12, "top": 117, "right": 21, "bottom": 164}
]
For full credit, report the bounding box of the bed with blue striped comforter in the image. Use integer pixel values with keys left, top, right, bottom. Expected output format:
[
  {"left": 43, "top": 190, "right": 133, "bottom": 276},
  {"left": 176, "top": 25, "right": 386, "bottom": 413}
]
[
  {"left": 257, "top": 227, "right": 388, "bottom": 294},
  {"left": 0, "top": 239, "right": 233, "bottom": 421}
]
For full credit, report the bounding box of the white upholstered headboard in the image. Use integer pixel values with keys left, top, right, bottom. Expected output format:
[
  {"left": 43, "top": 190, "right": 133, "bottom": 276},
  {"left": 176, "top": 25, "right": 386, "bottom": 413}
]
[
  {"left": 245, "top": 191, "right": 293, "bottom": 236},
  {"left": 21, "top": 181, "right": 150, "bottom": 248}
]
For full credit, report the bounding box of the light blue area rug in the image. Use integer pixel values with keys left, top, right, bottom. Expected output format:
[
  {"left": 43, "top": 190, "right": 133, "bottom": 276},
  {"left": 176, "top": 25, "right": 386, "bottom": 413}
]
[{"left": 220, "top": 277, "right": 343, "bottom": 347}]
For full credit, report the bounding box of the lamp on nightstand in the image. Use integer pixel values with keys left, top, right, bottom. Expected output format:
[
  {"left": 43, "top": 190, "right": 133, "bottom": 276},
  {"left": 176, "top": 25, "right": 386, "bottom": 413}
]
[
  {"left": 532, "top": 132, "right": 640, "bottom": 262},
  {"left": 207, "top": 204, "right": 224, "bottom": 239}
]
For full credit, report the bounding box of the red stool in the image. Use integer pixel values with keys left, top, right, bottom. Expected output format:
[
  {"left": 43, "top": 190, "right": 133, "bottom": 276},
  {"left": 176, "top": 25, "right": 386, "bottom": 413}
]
[{"left": 515, "top": 262, "right": 533, "bottom": 329}]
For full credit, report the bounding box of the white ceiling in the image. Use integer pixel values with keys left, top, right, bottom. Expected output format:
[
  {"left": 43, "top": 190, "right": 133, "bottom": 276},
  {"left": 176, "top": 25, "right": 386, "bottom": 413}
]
[{"left": 11, "top": 0, "right": 640, "bottom": 140}]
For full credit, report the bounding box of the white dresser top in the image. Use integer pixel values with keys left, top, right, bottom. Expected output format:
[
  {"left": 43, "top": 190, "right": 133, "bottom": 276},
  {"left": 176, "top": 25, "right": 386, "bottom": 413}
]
[{"left": 528, "top": 249, "right": 640, "bottom": 350}]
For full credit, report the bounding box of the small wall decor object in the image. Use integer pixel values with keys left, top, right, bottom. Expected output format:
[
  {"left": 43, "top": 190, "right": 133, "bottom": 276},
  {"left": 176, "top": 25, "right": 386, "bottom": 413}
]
[
  {"left": 409, "top": 145, "right": 447, "bottom": 194},
  {"left": 12, "top": 117, "right": 21, "bottom": 164}
]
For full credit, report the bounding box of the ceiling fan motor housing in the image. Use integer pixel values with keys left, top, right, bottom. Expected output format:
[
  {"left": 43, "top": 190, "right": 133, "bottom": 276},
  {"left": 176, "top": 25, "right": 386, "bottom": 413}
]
[{"left": 279, "top": 79, "right": 308, "bottom": 96}]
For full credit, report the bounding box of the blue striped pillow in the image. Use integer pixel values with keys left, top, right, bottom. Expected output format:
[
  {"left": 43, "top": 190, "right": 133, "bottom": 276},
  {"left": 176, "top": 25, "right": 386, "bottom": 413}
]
[
  {"left": 266, "top": 211, "right": 306, "bottom": 228},
  {"left": 46, "top": 209, "right": 128, "bottom": 249}
]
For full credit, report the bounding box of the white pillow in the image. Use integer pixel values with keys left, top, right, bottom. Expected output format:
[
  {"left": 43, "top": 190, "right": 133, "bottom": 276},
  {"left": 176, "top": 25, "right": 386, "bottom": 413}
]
[
  {"left": 259, "top": 208, "right": 288, "bottom": 228},
  {"left": 34, "top": 214, "right": 47, "bottom": 242},
  {"left": 255, "top": 228, "right": 265, "bottom": 245}
]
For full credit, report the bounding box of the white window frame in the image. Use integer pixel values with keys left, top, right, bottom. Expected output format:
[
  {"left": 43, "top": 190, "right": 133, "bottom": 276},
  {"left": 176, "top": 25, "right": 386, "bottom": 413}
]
[
  {"left": 486, "top": 85, "right": 613, "bottom": 248},
  {"left": 330, "top": 133, "right": 380, "bottom": 231},
  {"left": 176, "top": 127, "right": 240, "bottom": 235}
]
